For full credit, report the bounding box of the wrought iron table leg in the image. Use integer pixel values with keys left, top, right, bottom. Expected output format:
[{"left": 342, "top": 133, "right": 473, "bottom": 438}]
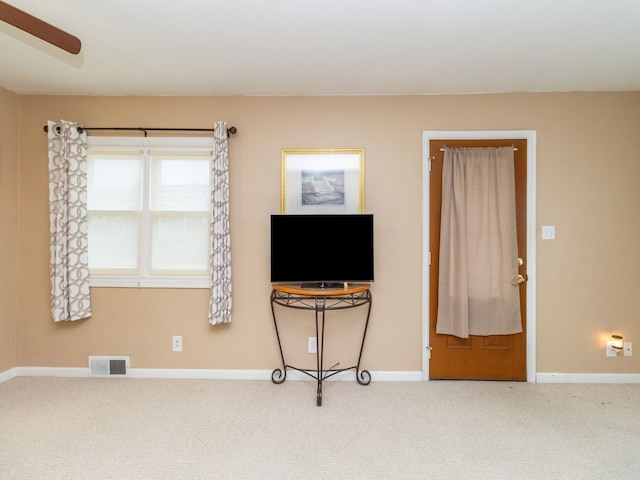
[
  {"left": 355, "top": 295, "right": 373, "bottom": 385},
  {"left": 315, "top": 296, "right": 325, "bottom": 407},
  {"left": 270, "top": 293, "right": 287, "bottom": 384},
  {"left": 357, "top": 369, "right": 371, "bottom": 385}
]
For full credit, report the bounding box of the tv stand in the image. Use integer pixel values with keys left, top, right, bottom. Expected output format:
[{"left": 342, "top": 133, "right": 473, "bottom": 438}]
[{"left": 270, "top": 283, "right": 372, "bottom": 406}]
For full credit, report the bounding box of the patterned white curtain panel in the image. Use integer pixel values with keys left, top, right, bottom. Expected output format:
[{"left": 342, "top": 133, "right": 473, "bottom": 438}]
[
  {"left": 209, "top": 121, "right": 232, "bottom": 325},
  {"left": 47, "top": 120, "right": 92, "bottom": 322}
]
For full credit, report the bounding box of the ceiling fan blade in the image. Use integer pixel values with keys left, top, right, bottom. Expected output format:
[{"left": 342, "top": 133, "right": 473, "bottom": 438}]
[{"left": 0, "top": 1, "right": 81, "bottom": 54}]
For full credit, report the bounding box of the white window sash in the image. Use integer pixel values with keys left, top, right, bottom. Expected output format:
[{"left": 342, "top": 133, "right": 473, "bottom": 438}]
[{"left": 87, "top": 136, "right": 214, "bottom": 288}]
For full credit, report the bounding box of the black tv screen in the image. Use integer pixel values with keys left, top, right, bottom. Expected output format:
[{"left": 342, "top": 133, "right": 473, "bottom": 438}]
[{"left": 270, "top": 214, "right": 374, "bottom": 285}]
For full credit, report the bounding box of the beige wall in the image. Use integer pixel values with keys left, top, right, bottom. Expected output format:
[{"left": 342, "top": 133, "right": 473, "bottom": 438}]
[
  {"left": 0, "top": 87, "right": 20, "bottom": 372},
  {"left": 11, "top": 92, "right": 640, "bottom": 376}
]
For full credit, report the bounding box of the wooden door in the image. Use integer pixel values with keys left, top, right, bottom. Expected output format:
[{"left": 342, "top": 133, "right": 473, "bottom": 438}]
[{"left": 429, "top": 139, "right": 527, "bottom": 380}]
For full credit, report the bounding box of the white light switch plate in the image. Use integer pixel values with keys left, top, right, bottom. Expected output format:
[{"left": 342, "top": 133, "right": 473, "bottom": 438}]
[{"left": 541, "top": 226, "right": 555, "bottom": 240}]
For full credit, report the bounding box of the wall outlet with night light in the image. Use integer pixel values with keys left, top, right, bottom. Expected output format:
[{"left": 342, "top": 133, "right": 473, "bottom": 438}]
[{"left": 606, "top": 335, "right": 631, "bottom": 357}]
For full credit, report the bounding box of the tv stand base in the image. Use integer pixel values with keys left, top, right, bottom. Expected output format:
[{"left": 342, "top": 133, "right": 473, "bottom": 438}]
[{"left": 270, "top": 284, "right": 372, "bottom": 406}]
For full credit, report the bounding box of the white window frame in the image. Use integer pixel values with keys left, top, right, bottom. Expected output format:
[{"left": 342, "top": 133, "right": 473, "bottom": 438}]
[{"left": 87, "top": 136, "right": 214, "bottom": 289}]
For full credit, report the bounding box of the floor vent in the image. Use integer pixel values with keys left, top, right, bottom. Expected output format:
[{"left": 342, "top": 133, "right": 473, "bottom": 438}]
[{"left": 88, "top": 355, "right": 130, "bottom": 377}]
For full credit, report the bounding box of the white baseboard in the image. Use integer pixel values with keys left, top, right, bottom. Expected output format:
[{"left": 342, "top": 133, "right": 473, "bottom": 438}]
[
  {"left": 129, "top": 368, "right": 272, "bottom": 380},
  {"left": 0, "top": 367, "right": 19, "bottom": 383},
  {"left": 537, "top": 372, "right": 640, "bottom": 384},
  {"left": 3, "top": 368, "right": 638, "bottom": 384},
  {"left": 13, "top": 367, "right": 88, "bottom": 378},
  {"left": 4, "top": 367, "right": 422, "bottom": 382}
]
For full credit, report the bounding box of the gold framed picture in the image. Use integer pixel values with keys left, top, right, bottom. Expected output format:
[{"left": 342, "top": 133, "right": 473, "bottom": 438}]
[{"left": 281, "top": 148, "right": 364, "bottom": 214}]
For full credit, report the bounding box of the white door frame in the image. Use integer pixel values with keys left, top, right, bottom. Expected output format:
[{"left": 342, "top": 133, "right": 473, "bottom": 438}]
[{"left": 422, "top": 131, "right": 537, "bottom": 382}]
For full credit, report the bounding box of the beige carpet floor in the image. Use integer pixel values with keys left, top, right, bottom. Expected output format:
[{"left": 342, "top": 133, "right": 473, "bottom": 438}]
[{"left": 1, "top": 377, "right": 639, "bottom": 479}]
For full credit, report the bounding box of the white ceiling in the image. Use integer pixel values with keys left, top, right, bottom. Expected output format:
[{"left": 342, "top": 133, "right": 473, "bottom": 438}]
[{"left": 1, "top": 0, "right": 639, "bottom": 96}]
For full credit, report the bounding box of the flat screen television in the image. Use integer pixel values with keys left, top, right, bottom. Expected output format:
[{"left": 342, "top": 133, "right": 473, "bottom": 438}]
[{"left": 270, "top": 214, "right": 374, "bottom": 287}]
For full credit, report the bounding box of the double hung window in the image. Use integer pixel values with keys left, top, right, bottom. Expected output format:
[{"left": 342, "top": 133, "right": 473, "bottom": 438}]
[{"left": 87, "top": 137, "right": 213, "bottom": 288}]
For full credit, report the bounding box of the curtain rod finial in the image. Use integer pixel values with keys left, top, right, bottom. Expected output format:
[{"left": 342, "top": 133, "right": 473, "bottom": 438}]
[
  {"left": 44, "top": 124, "right": 62, "bottom": 134},
  {"left": 227, "top": 126, "right": 237, "bottom": 135}
]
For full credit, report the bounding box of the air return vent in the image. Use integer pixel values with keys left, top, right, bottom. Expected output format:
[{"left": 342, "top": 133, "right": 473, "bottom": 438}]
[{"left": 88, "top": 355, "right": 130, "bottom": 377}]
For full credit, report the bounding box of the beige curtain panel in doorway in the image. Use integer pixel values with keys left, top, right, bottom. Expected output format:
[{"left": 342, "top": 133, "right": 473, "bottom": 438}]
[{"left": 436, "top": 147, "right": 522, "bottom": 338}]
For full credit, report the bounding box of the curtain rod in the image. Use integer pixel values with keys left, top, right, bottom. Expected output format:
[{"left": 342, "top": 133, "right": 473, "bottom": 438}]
[
  {"left": 43, "top": 125, "right": 237, "bottom": 137},
  {"left": 440, "top": 146, "right": 517, "bottom": 151}
]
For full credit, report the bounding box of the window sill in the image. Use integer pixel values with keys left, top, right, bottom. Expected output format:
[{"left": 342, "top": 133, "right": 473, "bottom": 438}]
[{"left": 90, "top": 275, "right": 211, "bottom": 289}]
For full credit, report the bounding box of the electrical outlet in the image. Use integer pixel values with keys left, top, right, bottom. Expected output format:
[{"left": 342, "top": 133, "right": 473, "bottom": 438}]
[
  {"left": 624, "top": 342, "right": 632, "bottom": 357},
  {"left": 172, "top": 335, "right": 182, "bottom": 352},
  {"left": 308, "top": 336, "right": 317, "bottom": 354}
]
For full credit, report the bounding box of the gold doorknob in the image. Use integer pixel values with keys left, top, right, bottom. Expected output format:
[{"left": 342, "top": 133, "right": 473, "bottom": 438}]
[
  {"left": 517, "top": 257, "right": 524, "bottom": 266},
  {"left": 512, "top": 274, "right": 526, "bottom": 286}
]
